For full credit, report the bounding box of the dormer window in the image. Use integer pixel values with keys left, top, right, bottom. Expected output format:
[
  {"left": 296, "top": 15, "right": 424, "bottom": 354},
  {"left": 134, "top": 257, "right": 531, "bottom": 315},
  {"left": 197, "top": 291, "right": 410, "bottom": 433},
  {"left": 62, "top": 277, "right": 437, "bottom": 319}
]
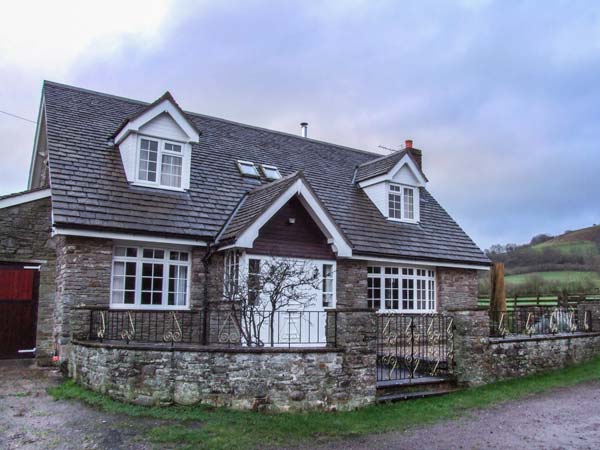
[
  {"left": 260, "top": 164, "right": 281, "bottom": 180},
  {"left": 237, "top": 160, "right": 260, "bottom": 178},
  {"left": 112, "top": 91, "right": 200, "bottom": 192},
  {"left": 137, "top": 137, "right": 183, "bottom": 189},
  {"left": 388, "top": 184, "right": 417, "bottom": 222}
]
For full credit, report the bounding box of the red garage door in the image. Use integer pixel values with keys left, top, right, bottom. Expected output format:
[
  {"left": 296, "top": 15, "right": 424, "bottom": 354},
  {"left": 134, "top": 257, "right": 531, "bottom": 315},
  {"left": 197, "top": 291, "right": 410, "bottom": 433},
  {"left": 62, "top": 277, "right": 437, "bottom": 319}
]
[{"left": 0, "top": 264, "right": 39, "bottom": 359}]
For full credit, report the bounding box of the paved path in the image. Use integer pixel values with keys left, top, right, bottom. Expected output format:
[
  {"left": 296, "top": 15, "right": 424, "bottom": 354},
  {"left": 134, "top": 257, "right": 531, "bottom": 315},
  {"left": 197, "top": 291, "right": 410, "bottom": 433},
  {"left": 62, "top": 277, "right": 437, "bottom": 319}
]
[{"left": 2, "top": 359, "right": 600, "bottom": 449}]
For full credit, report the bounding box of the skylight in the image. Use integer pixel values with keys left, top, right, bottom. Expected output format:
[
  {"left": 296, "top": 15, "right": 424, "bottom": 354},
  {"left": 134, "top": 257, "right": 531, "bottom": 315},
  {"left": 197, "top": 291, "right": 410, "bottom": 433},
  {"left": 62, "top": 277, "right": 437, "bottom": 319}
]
[
  {"left": 236, "top": 160, "right": 260, "bottom": 177},
  {"left": 261, "top": 164, "right": 281, "bottom": 180}
]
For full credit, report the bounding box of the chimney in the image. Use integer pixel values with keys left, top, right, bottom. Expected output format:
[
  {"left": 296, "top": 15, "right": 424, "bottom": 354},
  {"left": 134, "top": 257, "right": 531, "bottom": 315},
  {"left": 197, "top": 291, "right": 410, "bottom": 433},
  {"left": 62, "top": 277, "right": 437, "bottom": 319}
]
[
  {"left": 300, "top": 122, "right": 308, "bottom": 138},
  {"left": 405, "top": 138, "right": 422, "bottom": 170}
]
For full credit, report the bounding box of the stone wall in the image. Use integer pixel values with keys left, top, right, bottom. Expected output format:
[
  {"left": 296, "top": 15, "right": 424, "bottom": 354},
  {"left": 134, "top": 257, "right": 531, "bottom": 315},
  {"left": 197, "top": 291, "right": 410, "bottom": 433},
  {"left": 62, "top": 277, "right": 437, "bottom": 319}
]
[
  {"left": 69, "top": 309, "right": 377, "bottom": 411},
  {"left": 336, "top": 259, "right": 367, "bottom": 308},
  {"left": 437, "top": 268, "right": 479, "bottom": 312},
  {"left": 0, "top": 196, "right": 56, "bottom": 364},
  {"left": 55, "top": 236, "right": 113, "bottom": 359},
  {"left": 54, "top": 238, "right": 208, "bottom": 360},
  {"left": 452, "top": 308, "right": 600, "bottom": 385}
]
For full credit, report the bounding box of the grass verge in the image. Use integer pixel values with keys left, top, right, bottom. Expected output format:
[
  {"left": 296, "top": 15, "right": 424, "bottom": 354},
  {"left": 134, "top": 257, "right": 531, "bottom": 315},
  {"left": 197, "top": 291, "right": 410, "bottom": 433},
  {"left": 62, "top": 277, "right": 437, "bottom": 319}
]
[{"left": 48, "top": 357, "right": 600, "bottom": 450}]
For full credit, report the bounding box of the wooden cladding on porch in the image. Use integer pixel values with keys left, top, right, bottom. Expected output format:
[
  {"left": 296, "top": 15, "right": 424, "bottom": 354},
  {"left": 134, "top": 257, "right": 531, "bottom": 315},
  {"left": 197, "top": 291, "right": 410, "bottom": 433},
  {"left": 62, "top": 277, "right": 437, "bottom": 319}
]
[{"left": 248, "top": 196, "right": 335, "bottom": 259}]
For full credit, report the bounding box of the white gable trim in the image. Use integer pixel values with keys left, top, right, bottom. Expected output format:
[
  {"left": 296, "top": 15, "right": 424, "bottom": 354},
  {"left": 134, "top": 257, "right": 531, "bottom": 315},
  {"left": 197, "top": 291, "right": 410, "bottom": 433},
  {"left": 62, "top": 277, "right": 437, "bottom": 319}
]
[
  {"left": 27, "top": 96, "right": 46, "bottom": 189},
  {"left": 349, "top": 254, "right": 490, "bottom": 271},
  {"left": 233, "top": 179, "right": 353, "bottom": 257},
  {"left": 358, "top": 153, "right": 427, "bottom": 188},
  {"left": 52, "top": 226, "right": 207, "bottom": 247},
  {"left": 114, "top": 98, "right": 200, "bottom": 145},
  {"left": 0, "top": 188, "right": 51, "bottom": 209}
]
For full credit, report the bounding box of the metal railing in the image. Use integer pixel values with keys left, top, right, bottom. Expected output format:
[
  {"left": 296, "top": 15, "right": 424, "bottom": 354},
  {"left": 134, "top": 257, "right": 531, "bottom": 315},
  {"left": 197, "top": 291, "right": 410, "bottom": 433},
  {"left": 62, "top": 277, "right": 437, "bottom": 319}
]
[
  {"left": 86, "top": 306, "right": 335, "bottom": 348},
  {"left": 490, "top": 306, "right": 593, "bottom": 338},
  {"left": 376, "top": 313, "right": 454, "bottom": 382}
]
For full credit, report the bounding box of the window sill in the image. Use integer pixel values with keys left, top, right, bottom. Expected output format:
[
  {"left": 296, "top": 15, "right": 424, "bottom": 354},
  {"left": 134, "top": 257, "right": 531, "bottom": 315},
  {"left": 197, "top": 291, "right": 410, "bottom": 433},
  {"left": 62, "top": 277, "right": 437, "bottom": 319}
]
[
  {"left": 130, "top": 181, "right": 187, "bottom": 193},
  {"left": 109, "top": 304, "right": 191, "bottom": 311},
  {"left": 387, "top": 217, "right": 420, "bottom": 224}
]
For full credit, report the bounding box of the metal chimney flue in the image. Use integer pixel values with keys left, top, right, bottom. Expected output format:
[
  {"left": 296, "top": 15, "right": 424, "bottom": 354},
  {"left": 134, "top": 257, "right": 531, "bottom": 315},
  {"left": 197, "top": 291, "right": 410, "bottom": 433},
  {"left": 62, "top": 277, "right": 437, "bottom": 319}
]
[{"left": 300, "top": 122, "right": 308, "bottom": 138}]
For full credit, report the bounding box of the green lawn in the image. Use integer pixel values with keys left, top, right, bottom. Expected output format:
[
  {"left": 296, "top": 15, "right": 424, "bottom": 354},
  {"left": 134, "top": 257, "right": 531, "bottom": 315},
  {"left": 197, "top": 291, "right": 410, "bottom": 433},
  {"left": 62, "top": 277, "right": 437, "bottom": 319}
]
[{"left": 48, "top": 357, "right": 600, "bottom": 450}]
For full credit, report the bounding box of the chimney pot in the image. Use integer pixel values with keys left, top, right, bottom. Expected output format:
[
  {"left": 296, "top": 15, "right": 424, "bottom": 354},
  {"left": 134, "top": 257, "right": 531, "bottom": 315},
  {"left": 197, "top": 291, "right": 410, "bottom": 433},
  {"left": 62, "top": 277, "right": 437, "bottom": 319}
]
[
  {"left": 405, "top": 139, "right": 413, "bottom": 148},
  {"left": 300, "top": 122, "right": 308, "bottom": 138}
]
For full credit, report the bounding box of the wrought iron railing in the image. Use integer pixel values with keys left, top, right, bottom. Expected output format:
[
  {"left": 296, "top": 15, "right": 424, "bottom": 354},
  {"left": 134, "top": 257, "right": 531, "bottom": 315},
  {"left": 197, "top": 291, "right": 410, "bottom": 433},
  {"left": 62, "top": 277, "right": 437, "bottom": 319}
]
[
  {"left": 490, "top": 306, "right": 593, "bottom": 338},
  {"left": 86, "top": 307, "right": 335, "bottom": 348},
  {"left": 376, "top": 313, "right": 454, "bottom": 382}
]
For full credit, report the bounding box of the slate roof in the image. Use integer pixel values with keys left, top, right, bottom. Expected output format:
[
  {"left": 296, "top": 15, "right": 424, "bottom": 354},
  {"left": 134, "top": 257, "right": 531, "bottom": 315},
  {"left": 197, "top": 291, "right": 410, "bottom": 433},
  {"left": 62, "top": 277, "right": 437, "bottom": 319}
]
[
  {"left": 354, "top": 149, "right": 427, "bottom": 183},
  {"left": 43, "top": 81, "right": 490, "bottom": 265},
  {"left": 218, "top": 171, "right": 302, "bottom": 242}
]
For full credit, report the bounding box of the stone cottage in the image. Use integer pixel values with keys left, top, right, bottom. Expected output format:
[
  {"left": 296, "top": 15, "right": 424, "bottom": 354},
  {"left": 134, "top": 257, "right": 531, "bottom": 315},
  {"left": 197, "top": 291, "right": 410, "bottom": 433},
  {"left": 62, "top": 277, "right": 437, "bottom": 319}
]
[{"left": 0, "top": 81, "right": 489, "bottom": 408}]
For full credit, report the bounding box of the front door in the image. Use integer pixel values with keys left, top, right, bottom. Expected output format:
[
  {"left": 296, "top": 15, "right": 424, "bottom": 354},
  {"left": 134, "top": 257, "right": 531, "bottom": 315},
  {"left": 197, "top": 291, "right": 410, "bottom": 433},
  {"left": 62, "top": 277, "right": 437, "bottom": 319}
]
[{"left": 0, "top": 264, "right": 39, "bottom": 359}]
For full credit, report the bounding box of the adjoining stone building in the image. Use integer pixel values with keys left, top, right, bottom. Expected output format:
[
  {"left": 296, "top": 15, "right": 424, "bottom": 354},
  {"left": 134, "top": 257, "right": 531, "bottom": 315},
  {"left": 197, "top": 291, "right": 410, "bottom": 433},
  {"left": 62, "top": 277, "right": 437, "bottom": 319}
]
[{"left": 0, "top": 82, "right": 490, "bottom": 409}]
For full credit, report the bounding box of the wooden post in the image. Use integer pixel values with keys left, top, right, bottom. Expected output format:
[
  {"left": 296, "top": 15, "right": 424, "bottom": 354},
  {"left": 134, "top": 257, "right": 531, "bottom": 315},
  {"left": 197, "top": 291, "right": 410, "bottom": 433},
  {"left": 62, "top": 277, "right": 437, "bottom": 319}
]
[{"left": 490, "top": 263, "right": 506, "bottom": 323}]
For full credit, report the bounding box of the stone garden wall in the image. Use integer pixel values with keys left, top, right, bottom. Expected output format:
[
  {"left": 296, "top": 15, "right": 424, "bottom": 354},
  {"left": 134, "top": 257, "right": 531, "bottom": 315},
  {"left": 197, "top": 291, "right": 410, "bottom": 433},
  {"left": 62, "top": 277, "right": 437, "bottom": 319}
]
[
  {"left": 69, "top": 309, "right": 377, "bottom": 411},
  {"left": 452, "top": 308, "right": 600, "bottom": 385}
]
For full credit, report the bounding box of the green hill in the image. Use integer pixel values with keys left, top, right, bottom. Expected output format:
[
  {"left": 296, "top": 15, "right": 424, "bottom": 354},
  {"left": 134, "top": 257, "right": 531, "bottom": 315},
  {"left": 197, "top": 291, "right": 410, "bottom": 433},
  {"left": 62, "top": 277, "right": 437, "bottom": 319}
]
[{"left": 482, "top": 225, "right": 600, "bottom": 296}]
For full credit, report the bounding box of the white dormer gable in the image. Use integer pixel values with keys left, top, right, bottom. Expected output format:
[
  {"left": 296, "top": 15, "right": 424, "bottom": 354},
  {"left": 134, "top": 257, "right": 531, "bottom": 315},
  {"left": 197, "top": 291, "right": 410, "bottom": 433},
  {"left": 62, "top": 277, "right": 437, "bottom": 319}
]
[
  {"left": 358, "top": 152, "right": 427, "bottom": 223},
  {"left": 113, "top": 93, "right": 200, "bottom": 191}
]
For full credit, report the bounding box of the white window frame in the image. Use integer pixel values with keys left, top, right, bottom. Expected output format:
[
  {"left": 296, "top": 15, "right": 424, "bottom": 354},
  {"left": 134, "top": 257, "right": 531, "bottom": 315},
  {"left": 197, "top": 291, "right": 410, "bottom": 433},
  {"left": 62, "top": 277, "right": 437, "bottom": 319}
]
[
  {"left": 236, "top": 160, "right": 260, "bottom": 178},
  {"left": 367, "top": 264, "right": 436, "bottom": 313},
  {"left": 260, "top": 164, "right": 282, "bottom": 180},
  {"left": 110, "top": 245, "right": 191, "bottom": 310},
  {"left": 222, "top": 252, "right": 336, "bottom": 310},
  {"left": 223, "top": 249, "right": 240, "bottom": 297},
  {"left": 387, "top": 183, "right": 419, "bottom": 223},
  {"left": 135, "top": 135, "right": 186, "bottom": 190},
  {"left": 321, "top": 263, "right": 335, "bottom": 308}
]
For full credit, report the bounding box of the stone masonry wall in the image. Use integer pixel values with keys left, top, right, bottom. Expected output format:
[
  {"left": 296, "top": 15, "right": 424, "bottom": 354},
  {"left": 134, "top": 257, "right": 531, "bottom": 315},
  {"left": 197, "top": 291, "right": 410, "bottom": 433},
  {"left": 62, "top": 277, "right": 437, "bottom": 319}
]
[
  {"left": 336, "top": 259, "right": 367, "bottom": 308},
  {"left": 55, "top": 237, "right": 208, "bottom": 360},
  {"left": 437, "top": 268, "right": 479, "bottom": 312},
  {"left": 55, "top": 236, "right": 113, "bottom": 359},
  {"left": 0, "top": 197, "right": 56, "bottom": 364},
  {"left": 69, "top": 309, "right": 376, "bottom": 411},
  {"left": 451, "top": 308, "right": 600, "bottom": 385}
]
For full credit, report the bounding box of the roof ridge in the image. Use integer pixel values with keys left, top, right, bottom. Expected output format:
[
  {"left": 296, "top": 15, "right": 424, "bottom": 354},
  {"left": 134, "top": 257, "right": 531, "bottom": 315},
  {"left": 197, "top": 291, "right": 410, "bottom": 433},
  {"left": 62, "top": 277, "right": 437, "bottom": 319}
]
[
  {"left": 43, "top": 80, "right": 380, "bottom": 158},
  {"left": 357, "top": 149, "right": 407, "bottom": 168},
  {"left": 246, "top": 171, "right": 302, "bottom": 194}
]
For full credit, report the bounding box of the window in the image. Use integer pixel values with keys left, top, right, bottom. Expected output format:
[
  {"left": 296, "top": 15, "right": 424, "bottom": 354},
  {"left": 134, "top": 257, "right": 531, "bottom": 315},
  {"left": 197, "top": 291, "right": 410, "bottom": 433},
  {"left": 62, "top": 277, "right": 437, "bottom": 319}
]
[
  {"left": 388, "top": 184, "right": 417, "bottom": 222},
  {"left": 224, "top": 250, "right": 240, "bottom": 297},
  {"left": 260, "top": 164, "right": 281, "bottom": 180},
  {"left": 367, "top": 266, "right": 381, "bottom": 309},
  {"left": 384, "top": 267, "right": 399, "bottom": 310},
  {"left": 236, "top": 160, "right": 260, "bottom": 177},
  {"left": 403, "top": 187, "right": 414, "bottom": 220},
  {"left": 138, "top": 138, "right": 158, "bottom": 182},
  {"left": 322, "top": 264, "right": 334, "bottom": 307},
  {"left": 248, "top": 258, "right": 261, "bottom": 304},
  {"left": 367, "top": 265, "right": 435, "bottom": 312},
  {"left": 389, "top": 184, "right": 402, "bottom": 219},
  {"left": 111, "top": 246, "right": 190, "bottom": 309},
  {"left": 137, "top": 137, "right": 184, "bottom": 189}
]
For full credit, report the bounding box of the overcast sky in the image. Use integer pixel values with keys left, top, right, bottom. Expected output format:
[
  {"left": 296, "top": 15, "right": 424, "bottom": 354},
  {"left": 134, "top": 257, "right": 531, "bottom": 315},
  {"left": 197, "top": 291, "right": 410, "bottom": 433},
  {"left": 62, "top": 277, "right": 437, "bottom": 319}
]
[{"left": 1, "top": 0, "right": 599, "bottom": 250}]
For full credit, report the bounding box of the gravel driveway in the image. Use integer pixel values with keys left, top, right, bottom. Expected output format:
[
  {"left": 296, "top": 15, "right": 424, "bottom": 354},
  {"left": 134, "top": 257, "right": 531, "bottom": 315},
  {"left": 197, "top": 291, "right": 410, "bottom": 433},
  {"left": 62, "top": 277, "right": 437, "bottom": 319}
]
[
  {"left": 0, "top": 359, "right": 163, "bottom": 450},
  {"left": 2, "top": 359, "right": 600, "bottom": 449},
  {"left": 290, "top": 381, "right": 600, "bottom": 450}
]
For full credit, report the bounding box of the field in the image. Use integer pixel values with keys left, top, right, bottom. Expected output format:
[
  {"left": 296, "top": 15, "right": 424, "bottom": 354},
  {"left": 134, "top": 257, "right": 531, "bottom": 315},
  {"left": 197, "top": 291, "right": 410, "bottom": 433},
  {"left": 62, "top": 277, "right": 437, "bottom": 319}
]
[{"left": 505, "top": 271, "right": 600, "bottom": 286}]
